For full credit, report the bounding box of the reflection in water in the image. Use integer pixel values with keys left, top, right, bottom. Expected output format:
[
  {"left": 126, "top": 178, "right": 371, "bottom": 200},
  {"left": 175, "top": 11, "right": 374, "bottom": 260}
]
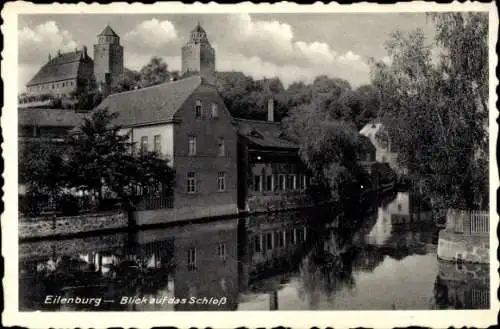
[{"left": 19, "top": 192, "right": 490, "bottom": 311}]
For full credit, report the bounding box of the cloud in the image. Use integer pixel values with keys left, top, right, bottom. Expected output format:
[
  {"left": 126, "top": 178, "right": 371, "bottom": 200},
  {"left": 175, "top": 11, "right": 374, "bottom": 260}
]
[
  {"left": 123, "top": 19, "right": 180, "bottom": 56},
  {"left": 215, "top": 50, "right": 370, "bottom": 88},
  {"left": 17, "top": 15, "right": 375, "bottom": 91},
  {"left": 209, "top": 14, "right": 371, "bottom": 86},
  {"left": 18, "top": 20, "right": 78, "bottom": 64}
]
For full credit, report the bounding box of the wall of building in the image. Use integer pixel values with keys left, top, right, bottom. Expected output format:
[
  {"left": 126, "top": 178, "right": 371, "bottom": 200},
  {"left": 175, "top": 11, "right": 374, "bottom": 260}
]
[
  {"left": 93, "top": 43, "right": 124, "bottom": 86},
  {"left": 130, "top": 124, "right": 175, "bottom": 164},
  {"left": 26, "top": 78, "right": 78, "bottom": 97},
  {"left": 77, "top": 57, "right": 96, "bottom": 92},
  {"left": 181, "top": 43, "right": 215, "bottom": 77},
  {"left": 181, "top": 44, "right": 201, "bottom": 74},
  {"left": 172, "top": 83, "right": 239, "bottom": 216}
]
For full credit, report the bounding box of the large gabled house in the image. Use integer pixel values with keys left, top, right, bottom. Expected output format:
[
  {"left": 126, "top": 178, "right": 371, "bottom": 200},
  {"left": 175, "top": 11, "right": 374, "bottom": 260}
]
[{"left": 96, "top": 75, "right": 239, "bottom": 224}]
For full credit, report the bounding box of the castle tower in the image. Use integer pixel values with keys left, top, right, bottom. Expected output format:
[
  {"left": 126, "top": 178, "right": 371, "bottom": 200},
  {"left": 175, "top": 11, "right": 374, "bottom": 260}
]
[
  {"left": 93, "top": 25, "right": 124, "bottom": 89},
  {"left": 181, "top": 22, "right": 216, "bottom": 80}
]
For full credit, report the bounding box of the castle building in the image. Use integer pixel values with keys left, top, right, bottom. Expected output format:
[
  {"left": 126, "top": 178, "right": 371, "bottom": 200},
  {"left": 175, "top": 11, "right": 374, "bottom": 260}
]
[
  {"left": 181, "top": 23, "right": 216, "bottom": 80},
  {"left": 24, "top": 47, "right": 94, "bottom": 98},
  {"left": 93, "top": 25, "right": 124, "bottom": 88},
  {"left": 23, "top": 24, "right": 123, "bottom": 102}
]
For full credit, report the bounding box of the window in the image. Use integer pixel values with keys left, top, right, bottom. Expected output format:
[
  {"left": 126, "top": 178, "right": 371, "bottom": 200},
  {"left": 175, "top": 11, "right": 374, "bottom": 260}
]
[
  {"left": 187, "top": 248, "right": 196, "bottom": 271},
  {"left": 217, "top": 172, "right": 226, "bottom": 192},
  {"left": 302, "top": 175, "right": 307, "bottom": 190},
  {"left": 287, "top": 175, "right": 294, "bottom": 190},
  {"left": 217, "top": 137, "right": 225, "bottom": 156},
  {"left": 253, "top": 235, "right": 261, "bottom": 253},
  {"left": 140, "top": 136, "right": 148, "bottom": 153},
  {"left": 188, "top": 136, "right": 196, "bottom": 156},
  {"left": 211, "top": 103, "right": 218, "bottom": 118},
  {"left": 289, "top": 228, "right": 296, "bottom": 244},
  {"left": 279, "top": 175, "right": 285, "bottom": 191},
  {"left": 275, "top": 231, "right": 284, "bottom": 248},
  {"left": 265, "top": 232, "right": 273, "bottom": 251},
  {"left": 297, "top": 227, "right": 305, "bottom": 243},
  {"left": 195, "top": 100, "right": 202, "bottom": 118},
  {"left": 292, "top": 175, "right": 297, "bottom": 190},
  {"left": 154, "top": 135, "right": 161, "bottom": 153},
  {"left": 187, "top": 172, "right": 196, "bottom": 193},
  {"left": 265, "top": 175, "right": 272, "bottom": 192},
  {"left": 254, "top": 175, "right": 261, "bottom": 192},
  {"left": 218, "top": 243, "right": 226, "bottom": 260}
]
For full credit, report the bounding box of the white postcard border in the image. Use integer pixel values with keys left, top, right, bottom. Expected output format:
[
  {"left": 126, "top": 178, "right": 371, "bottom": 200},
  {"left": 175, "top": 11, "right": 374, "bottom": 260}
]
[{"left": 2, "top": 1, "right": 498, "bottom": 328}]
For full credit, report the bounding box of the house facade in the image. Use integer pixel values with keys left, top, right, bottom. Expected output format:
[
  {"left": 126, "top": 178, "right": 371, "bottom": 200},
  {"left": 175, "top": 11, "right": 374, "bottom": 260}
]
[
  {"left": 96, "top": 75, "right": 239, "bottom": 224},
  {"left": 360, "top": 122, "right": 407, "bottom": 176},
  {"left": 235, "top": 99, "right": 310, "bottom": 213}
]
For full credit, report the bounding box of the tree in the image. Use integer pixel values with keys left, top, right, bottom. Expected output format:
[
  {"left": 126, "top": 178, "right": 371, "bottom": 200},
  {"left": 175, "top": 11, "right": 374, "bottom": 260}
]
[
  {"left": 67, "top": 108, "right": 175, "bottom": 217},
  {"left": 112, "top": 68, "right": 141, "bottom": 93},
  {"left": 19, "top": 139, "right": 71, "bottom": 215},
  {"left": 19, "top": 140, "right": 66, "bottom": 196},
  {"left": 371, "top": 13, "right": 488, "bottom": 209},
  {"left": 283, "top": 101, "right": 365, "bottom": 201},
  {"left": 139, "top": 57, "right": 171, "bottom": 88}
]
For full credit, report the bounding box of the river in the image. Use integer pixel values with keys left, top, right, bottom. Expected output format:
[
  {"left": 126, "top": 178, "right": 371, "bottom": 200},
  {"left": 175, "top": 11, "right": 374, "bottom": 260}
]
[{"left": 19, "top": 191, "right": 489, "bottom": 311}]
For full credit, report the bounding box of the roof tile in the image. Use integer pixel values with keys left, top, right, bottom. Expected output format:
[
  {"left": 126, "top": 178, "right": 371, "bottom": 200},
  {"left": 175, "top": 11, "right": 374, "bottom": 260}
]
[
  {"left": 234, "top": 118, "right": 298, "bottom": 150},
  {"left": 96, "top": 76, "right": 203, "bottom": 127}
]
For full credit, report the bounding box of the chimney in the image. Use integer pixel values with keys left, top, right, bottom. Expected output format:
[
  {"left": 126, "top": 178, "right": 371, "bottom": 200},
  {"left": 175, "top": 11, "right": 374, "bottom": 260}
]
[
  {"left": 267, "top": 97, "right": 274, "bottom": 122},
  {"left": 48, "top": 53, "right": 51, "bottom": 61}
]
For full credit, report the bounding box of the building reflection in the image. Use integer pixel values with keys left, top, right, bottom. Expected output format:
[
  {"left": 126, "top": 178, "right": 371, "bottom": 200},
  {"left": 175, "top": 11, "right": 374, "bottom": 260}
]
[
  {"left": 18, "top": 193, "right": 489, "bottom": 311},
  {"left": 239, "top": 211, "right": 313, "bottom": 310}
]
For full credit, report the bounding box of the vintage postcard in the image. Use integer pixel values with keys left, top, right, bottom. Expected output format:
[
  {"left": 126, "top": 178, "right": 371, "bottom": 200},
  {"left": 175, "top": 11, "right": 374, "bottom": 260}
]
[{"left": 1, "top": 1, "right": 498, "bottom": 328}]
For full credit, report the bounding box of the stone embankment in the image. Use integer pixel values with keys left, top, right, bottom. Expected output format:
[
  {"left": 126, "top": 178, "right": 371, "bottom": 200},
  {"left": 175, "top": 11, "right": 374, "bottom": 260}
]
[
  {"left": 437, "top": 209, "right": 489, "bottom": 264},
  {"left": 19, "top": 211, "right": 128, "bottom": 240}
]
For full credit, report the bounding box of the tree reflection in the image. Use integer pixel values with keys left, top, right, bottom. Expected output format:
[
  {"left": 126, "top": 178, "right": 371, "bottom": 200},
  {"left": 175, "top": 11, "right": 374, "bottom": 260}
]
[{"left": 297, "top": 232, "right": 356, "bottom": 308}]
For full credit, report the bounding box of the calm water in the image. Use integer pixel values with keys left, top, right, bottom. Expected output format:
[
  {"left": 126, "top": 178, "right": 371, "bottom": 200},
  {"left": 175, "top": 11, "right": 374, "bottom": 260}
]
[{"left": 19, "top": 191, "right": 490, "bottom": 311}]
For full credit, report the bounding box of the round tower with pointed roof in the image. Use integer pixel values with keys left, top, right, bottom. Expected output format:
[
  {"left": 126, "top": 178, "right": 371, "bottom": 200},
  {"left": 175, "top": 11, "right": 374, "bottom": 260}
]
[
  {"left": 93, "top": 24, "right": 124, "bottom": 88},
  {"left": 181, "top": 22, "right": 215, "bottom": 80}
]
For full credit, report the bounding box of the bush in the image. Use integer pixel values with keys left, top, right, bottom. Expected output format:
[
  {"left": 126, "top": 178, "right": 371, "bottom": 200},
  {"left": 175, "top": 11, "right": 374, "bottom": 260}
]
[{"left": 58, "top": 195, "right": 80, "bottom": 216}]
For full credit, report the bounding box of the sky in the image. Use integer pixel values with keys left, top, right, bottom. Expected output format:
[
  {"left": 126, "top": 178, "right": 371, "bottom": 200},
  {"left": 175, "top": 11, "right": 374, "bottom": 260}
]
[{"left": 18, "top": 13, "right": 437, "bottom": 91}]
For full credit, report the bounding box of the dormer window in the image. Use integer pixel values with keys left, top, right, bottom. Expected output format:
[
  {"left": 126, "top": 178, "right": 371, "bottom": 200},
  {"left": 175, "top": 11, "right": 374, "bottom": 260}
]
[
  {"left": 249, "top": 129, "right": 263, "bottom": 139},
  {"left": 195, "top": 100, "right": 202, "bottom": 118}
]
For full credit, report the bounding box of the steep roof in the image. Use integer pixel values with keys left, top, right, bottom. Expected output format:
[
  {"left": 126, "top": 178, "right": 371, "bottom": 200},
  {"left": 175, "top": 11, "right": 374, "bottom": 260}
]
[
  {"left": 359, "top": 122, "right": 383, "bottom": 137},
  {"left": 95, "top": 75, "right": 203, "bottom": 127},
  {"left": 18, "top": 108, "right": 85, "bottom": 127},
  {"left": 27, "top": 50, "right": 87, "bottom": 86},
  {"left": 234, "top": 118, "right": 298, "bottom": 150},
  {"left": 99, "top": 25, "right": 119, "bottom": 37}
]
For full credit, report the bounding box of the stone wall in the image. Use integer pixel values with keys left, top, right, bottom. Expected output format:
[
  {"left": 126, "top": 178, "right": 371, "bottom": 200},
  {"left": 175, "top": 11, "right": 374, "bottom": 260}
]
[
  {"left": 134, "top": 203, "right": 238, "bottom": 226},
  {"left": 19, "top": 233, "right": 127, "bottom": 261},
  {"left": 437, "top": 231, "right": 489, "bottom": 264},
  {"left": 19, "top": 212, "right": 127, "bottom": 239},
  {"left": 246, "top": 193, "right": 314, "bottom": 213}
]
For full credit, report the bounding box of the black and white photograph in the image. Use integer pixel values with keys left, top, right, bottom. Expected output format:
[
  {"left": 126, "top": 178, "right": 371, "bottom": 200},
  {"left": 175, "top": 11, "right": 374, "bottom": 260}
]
[{"left": 2, "top": 1, "right": 498, "bottom": 328}]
